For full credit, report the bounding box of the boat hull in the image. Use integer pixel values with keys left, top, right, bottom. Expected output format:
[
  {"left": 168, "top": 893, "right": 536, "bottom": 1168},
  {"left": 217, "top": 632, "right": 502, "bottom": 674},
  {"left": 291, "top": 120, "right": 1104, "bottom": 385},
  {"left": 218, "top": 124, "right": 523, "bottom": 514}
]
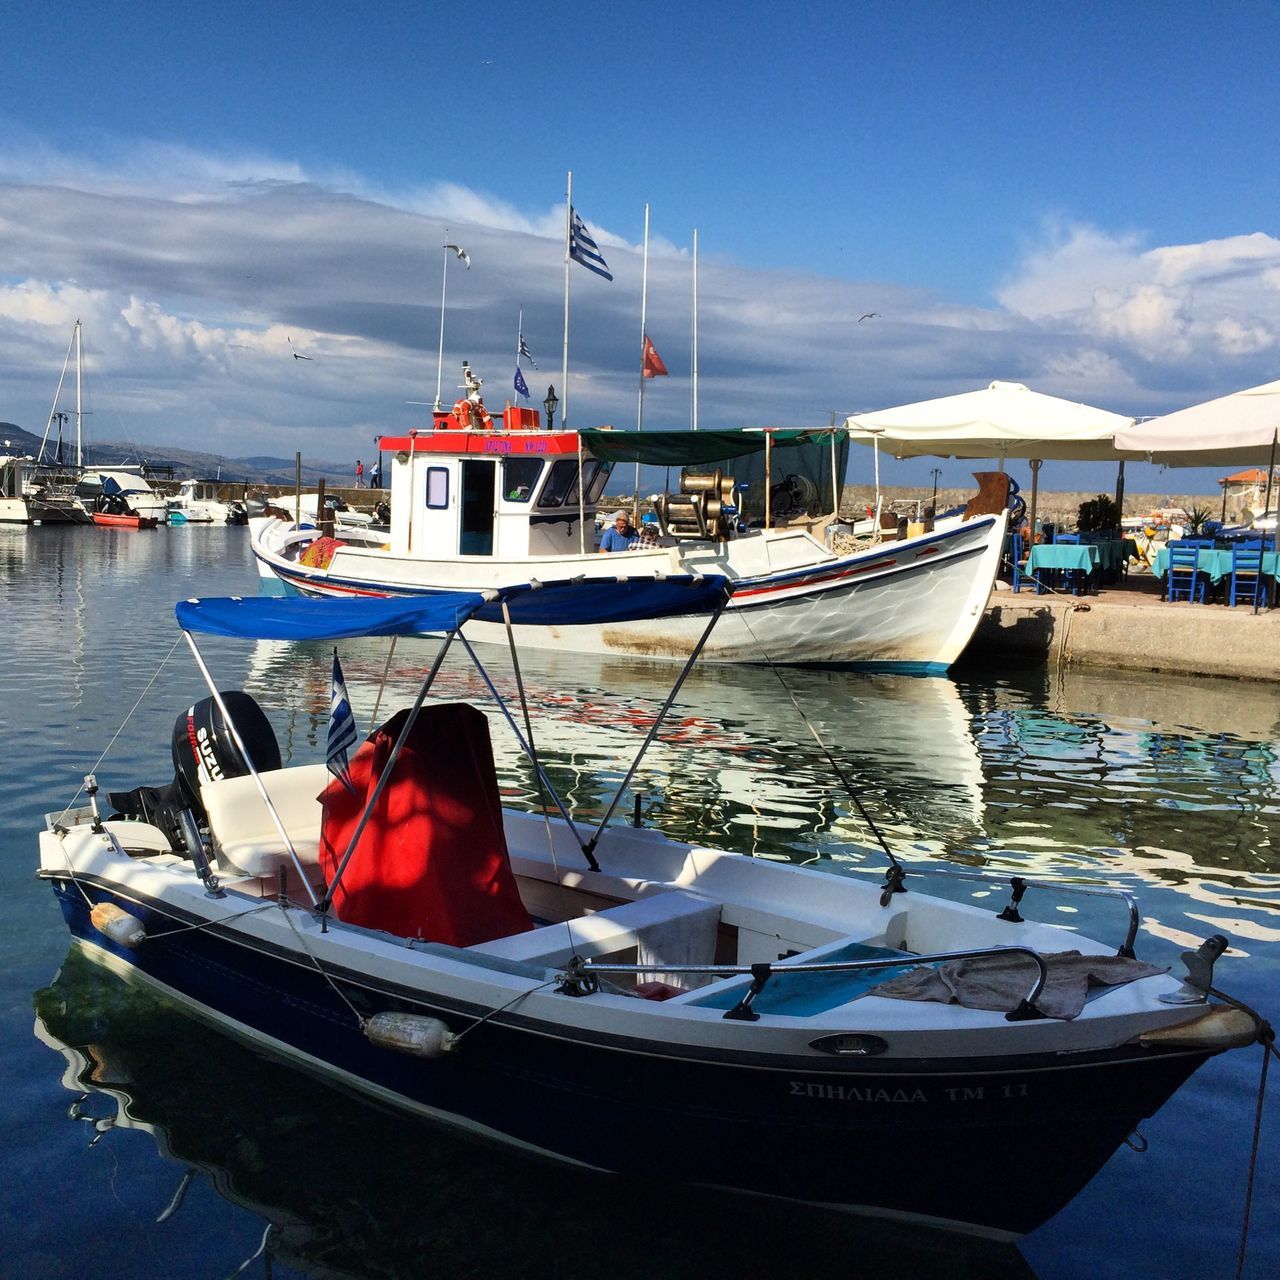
[
  {"left": 250, "top": 514, "right": 1007, "bottom": 669},
  {"left": 49, "top": 873, "right": 1209, "bottom": 1239},
  {"left": 92, "top": 512, "right": 159, "bottom": 530}
]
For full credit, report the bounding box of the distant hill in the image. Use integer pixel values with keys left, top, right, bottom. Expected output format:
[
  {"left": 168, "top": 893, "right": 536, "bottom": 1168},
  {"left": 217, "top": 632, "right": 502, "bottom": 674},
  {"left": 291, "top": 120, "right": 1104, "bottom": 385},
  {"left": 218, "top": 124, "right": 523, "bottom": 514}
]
[{"left": 0, "top": 421, "right": 352, "bottom": 486}]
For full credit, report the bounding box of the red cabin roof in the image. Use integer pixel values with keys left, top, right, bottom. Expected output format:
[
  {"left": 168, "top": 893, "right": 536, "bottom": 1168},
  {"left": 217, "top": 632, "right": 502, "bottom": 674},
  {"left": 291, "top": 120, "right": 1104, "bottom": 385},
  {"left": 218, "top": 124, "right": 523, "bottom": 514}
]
[{"left": 379, "top": 429, "right": 582, "bottom": 457}]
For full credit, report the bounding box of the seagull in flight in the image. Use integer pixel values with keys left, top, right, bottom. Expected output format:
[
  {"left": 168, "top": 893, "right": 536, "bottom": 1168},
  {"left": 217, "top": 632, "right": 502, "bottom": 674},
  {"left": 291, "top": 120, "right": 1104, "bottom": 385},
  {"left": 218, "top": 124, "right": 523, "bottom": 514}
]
[
  {"left": 288, "top": 336, "right": 313, "bottom": 360},
  {"left": 858, "top": 313, "right": 880, "bottom": 322},
  {"left": 445, "top": 243, "right": 471, "bottom": 269}
]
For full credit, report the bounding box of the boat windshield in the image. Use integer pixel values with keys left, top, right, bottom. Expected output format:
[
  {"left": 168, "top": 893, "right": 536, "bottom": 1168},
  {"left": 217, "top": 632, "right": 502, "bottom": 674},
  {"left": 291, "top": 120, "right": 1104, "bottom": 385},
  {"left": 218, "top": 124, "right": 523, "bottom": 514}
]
[{"left": 538, "top": 459, "right": 613, "bottom": 509}]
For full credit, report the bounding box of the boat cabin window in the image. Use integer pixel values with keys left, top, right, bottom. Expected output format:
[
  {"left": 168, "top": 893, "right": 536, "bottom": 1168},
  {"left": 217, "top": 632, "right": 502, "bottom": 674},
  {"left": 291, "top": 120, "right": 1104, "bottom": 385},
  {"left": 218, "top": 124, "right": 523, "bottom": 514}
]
[
  {"left": 425, "top": 467, "right": 449, "bottom": 509},
  {"left": 538, "top": 459, "right": 614, "bottom": 508},
  {"left": 502, "top": 457, "right": 544, "bottom": 504}
]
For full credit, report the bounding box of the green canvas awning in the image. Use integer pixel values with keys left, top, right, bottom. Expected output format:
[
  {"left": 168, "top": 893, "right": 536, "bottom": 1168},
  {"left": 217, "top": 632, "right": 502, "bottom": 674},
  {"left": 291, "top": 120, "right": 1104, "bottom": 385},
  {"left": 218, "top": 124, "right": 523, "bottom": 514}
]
[{"left": 578, "top": 428, "right": 847, "bottom": 466}]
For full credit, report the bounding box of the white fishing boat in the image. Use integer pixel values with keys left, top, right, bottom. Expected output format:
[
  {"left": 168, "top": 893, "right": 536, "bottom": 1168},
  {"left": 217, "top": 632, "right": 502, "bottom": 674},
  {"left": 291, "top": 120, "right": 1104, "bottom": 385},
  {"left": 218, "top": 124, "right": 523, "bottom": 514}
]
[
  {"left": 250, "top": 388, "right": 1010, "bottom": 670},
  {"left": 38, "top": 584, "right": 1260, "bottom": 1239},
  {"left": 167, "top": 478, "right": 248, "bottom": 525}
]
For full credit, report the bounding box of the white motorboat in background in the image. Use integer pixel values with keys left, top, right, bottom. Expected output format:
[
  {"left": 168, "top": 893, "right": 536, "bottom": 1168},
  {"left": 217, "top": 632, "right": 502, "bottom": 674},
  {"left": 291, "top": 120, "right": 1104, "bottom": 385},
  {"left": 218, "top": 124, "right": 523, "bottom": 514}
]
[
  {"left": 167, "top": 479, "right": 248, "bottom": 525},
  {"left": 77, "top": 466, "right": 170, "bottom": 523}
]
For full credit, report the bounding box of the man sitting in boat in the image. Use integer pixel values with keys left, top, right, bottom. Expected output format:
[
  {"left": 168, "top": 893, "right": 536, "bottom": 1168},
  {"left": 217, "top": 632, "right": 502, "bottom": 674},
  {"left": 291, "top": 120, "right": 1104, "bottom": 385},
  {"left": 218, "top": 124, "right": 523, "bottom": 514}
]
[{"left": 599, "top": 510, "right": 638, "bottom": 553}]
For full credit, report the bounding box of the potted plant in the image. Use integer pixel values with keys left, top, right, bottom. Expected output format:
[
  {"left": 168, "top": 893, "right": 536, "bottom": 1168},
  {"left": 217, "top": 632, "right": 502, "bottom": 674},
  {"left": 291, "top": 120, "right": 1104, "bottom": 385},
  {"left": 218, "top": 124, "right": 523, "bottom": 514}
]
[{"left": 1076, "top": 494, "right": 1121, "bottom": 537}]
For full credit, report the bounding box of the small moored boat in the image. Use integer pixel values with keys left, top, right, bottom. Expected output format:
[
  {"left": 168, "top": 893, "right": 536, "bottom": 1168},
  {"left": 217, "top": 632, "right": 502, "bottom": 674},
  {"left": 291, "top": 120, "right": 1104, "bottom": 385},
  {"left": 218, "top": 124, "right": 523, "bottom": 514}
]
[{"left": 37, "top": 583, "right": 1261, "bottom": 1239}]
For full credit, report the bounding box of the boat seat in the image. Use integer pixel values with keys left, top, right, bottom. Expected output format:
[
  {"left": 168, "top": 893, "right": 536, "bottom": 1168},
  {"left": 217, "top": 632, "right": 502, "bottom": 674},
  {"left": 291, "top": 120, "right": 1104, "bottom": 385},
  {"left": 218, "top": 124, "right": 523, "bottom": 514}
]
[
  {"left": 468, "top": 889, "right": 721, "bottom": 973},
  {"left": 200, "top": 763, "right": 329, "bottom": 877}
]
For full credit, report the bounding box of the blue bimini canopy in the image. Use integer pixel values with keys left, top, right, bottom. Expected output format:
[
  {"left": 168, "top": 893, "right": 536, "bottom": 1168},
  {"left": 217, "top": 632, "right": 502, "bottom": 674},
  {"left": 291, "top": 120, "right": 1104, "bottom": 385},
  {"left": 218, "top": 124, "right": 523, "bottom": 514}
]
[{"left": 175, "top": 575, "right": 729, "bottom": 641}]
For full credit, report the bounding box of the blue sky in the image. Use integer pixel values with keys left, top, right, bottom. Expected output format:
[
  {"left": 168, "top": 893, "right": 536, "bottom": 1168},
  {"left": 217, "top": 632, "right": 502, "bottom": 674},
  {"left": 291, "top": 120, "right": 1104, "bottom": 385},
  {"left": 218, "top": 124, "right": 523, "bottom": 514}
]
[{"left": 2, "top": 1, "right": 1279, "bottom": 500}]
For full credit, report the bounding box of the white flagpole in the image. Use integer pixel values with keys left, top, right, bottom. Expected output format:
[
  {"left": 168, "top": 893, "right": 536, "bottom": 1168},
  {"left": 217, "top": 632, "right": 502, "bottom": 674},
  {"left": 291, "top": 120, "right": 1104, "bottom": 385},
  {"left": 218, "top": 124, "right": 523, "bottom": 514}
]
[
  {"left": 516, "top": 304, "right": 523, "bottom": 367},
  {"left": 434, "top": 230, "right": 450, "bottom": 413},
  {"left": 637, "top": 204, "right": 650, "bottom": 433},
  {"left": 561, "top": 171, "right": 573, "bottom": 432},
  {"left": 692, "top": 228, "right": 699, "bottom": 432}
]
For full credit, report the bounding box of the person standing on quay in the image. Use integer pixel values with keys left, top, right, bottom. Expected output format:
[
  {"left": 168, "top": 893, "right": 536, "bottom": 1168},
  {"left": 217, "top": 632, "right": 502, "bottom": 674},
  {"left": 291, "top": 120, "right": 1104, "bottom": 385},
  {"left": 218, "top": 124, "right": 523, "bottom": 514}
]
[{"left": 355, "top": 459, "right": 364, "bottom": 488}]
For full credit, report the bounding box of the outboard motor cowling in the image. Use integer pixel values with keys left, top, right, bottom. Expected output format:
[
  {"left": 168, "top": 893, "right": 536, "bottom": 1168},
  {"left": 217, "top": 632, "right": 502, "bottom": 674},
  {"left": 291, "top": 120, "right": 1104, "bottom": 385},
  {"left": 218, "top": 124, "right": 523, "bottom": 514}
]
[{"left": 171, "top": 692, "right": 282, "bottom": 819}]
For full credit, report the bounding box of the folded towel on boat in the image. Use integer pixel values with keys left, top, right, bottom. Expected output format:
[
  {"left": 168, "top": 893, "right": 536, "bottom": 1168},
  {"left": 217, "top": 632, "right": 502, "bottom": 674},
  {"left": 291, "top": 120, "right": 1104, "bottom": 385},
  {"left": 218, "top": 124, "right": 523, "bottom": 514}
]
[{"left": 870, "top": 950, "right": 1166, "bottom": 1020}]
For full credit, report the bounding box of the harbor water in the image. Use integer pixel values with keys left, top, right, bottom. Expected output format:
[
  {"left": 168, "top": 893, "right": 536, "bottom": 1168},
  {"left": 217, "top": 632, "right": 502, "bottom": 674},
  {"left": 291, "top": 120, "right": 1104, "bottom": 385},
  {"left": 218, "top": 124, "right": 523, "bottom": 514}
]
[{"left": 1, "top": 525, "right": 1277, "bottom": 1280}]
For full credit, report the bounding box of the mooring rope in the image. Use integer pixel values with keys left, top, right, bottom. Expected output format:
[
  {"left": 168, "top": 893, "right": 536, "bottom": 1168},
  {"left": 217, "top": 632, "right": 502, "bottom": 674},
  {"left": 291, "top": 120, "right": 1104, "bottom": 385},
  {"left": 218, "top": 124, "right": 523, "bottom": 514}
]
[{"left": 1207, "top": 987, "right": 1278, "bottom": 1280}]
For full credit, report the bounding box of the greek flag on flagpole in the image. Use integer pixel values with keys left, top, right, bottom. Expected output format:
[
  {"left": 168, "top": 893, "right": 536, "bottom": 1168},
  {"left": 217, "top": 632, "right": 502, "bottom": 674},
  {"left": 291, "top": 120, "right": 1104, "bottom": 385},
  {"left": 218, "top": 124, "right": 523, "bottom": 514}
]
[
  {"left": 518, "top": 334, "right": 538, "bottom": 369},
  {"left": 569, "top": 208, "right": 613, "bottom": 281},
  {"left": 326, "top": 650, "right": 358, "bottom": 792},
  {"left": 514, "top": 364, "right": 530, "bottom": 398}
]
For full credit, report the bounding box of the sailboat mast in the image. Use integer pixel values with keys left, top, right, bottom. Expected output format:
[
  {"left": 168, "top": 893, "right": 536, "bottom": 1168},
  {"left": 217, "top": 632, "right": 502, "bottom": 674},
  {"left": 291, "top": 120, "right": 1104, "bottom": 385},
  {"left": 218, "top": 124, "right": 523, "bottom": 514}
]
[
  {"left": 692, "top": 228, "right": 699, "bottom": 432},
  {"left": 39, "top": 327, "right": 76, "bottom": 464},
  {"left": 75, "top": 319, "right": 83, "bottom": 468}
]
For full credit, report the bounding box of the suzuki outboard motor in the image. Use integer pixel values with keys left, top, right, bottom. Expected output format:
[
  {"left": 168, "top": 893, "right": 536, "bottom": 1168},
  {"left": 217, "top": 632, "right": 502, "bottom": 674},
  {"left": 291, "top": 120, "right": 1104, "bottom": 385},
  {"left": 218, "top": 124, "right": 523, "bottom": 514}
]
[
  {"left": 171, "top": 691, "right": 282, "bottom": 818},
  {"left": 109, "top": 691, "right": 282, "bottom": 857}
]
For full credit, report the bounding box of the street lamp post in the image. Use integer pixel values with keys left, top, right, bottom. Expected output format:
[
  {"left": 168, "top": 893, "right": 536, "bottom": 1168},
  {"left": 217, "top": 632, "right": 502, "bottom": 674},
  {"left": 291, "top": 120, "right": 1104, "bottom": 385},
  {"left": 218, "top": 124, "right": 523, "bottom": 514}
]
[
  {"left": 930, "top": 467, "right": 941, "bottom": 511},
  {"left": 543, "top": 385, "right": 559, "bottom": 432}
]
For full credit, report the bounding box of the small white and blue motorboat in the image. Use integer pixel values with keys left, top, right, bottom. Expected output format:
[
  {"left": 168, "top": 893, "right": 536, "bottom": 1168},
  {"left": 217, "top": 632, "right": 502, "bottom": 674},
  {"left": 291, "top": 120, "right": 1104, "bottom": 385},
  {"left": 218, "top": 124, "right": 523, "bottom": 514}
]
[{"left": 37, "top": 579, "right": 1261, "bottom": 1239}]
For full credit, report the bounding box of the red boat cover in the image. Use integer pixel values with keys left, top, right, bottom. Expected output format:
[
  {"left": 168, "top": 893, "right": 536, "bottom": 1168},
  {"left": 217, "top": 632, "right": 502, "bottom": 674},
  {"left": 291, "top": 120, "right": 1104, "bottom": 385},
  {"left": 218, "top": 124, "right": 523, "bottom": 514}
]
[{"left": 318, "top": 704, "right": 534, "bottom": 945}]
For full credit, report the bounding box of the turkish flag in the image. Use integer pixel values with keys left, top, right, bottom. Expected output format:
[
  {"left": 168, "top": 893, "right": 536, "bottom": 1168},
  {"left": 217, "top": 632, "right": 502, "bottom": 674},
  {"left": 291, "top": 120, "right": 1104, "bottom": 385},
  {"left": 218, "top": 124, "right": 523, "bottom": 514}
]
[{"left": 642, "top": 334, "right": 669, "bottom": 378}]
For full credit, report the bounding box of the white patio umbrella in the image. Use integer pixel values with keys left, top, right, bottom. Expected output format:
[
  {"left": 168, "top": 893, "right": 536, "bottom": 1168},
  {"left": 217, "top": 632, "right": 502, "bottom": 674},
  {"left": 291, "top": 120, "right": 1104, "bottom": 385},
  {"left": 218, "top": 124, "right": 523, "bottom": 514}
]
[
  {"left": 845, "top": 380, "right": 1135, "bottom": 536},
  {"left": 1116, "top": 379, "right": 1280, "bottom": 613},
  {"left": 1114, "top": 378, "right": 1280, "bottom": 467}
]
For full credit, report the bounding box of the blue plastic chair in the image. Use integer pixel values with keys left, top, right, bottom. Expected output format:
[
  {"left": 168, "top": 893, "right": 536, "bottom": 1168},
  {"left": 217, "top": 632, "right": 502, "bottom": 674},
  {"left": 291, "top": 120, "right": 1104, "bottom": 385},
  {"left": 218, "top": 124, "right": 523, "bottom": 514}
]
[
  {"left": 1166, "top": 541, "right": 1206, "bottom": 603},
  {"left": 1008, "top": 530, "right": 1027, "bottom": 593},
  {"left": 1228, "top": 543, "right": 1266, "bottom": 607},
  {"left": 1054, "top": 532, "right": 1082, "bottom": 544}
]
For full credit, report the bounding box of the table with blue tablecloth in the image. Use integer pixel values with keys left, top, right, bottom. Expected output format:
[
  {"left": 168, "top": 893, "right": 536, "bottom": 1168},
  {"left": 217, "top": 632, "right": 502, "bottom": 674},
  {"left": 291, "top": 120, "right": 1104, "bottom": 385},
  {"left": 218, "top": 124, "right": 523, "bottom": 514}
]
[
  {"left": 1150, "top": 547, "right": 1279, "bottom": 583},
  {"left": 1025, "top": 543, "right": 1101, "bottom": 594}
]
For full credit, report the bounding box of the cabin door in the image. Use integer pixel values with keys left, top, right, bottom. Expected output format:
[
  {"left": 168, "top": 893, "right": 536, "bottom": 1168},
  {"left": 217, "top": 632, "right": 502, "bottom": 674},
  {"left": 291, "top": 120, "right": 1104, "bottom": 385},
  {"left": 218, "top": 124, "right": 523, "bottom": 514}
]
[{"left": 459, "top": 459, "right": 496, "bottom": 555}]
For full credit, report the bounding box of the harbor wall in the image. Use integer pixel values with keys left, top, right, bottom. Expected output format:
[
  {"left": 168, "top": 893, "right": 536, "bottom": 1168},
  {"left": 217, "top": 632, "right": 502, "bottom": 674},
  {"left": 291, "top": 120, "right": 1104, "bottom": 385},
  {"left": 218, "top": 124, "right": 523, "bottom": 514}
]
[{"left": 968, "top": 588, "right": 1280, "bottom": 683}]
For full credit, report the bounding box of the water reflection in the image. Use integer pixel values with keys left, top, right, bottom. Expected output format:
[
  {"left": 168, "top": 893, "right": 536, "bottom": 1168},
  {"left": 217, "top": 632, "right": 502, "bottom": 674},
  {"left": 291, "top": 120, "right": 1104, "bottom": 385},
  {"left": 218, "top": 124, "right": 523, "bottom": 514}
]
[
  {"left": 242, "top": 637, "right": 989, "bottom": 862},
  {"left": 34, "top": 948, "right": 1036, "bottom": 1280}
]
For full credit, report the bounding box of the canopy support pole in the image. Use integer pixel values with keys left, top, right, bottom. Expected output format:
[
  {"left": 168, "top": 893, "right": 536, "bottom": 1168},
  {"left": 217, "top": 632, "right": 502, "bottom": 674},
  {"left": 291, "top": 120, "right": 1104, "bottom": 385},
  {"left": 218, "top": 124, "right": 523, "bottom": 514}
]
[
  {"left": 456, "top": 632, "right": 589, "bottom": 857},
  {"left": 1114, "top": 460, "right": 1126, "bottom": 523},
  {"left": 1256, "top": 430, "right": 1278, "bottom": 617},
  {"left": 318, "top": 625, "right": 462, "bottom": 915},
  {"left": 583, "top": 590, "right": 731, "bottom": 858},
  {"left": 181, "top": 631, "right": 318, "bottom": 906},
  {"left": 764, "top": 432, "right": 772, "bottom": 529},
  {"left": 1028, "top": 459, "right": 1042, "bottom": 541}
]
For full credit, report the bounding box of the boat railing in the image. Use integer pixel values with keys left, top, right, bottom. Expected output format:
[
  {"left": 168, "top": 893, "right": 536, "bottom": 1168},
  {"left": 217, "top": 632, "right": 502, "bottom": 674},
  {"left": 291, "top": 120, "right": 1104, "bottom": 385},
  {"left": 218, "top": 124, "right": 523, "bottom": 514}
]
[
  {"left": 906, "top": 870, "right": 1139, "bottom": 959},
  {"left": 560, "top": 944, "right": 1050, "bottom": 1023}
]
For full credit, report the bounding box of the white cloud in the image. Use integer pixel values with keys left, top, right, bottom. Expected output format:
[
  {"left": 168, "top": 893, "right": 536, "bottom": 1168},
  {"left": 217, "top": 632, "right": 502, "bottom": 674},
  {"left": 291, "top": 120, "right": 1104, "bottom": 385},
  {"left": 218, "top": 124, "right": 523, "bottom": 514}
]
[{"left": 2, "top": 140, "right": 1279, "bottom": 466}]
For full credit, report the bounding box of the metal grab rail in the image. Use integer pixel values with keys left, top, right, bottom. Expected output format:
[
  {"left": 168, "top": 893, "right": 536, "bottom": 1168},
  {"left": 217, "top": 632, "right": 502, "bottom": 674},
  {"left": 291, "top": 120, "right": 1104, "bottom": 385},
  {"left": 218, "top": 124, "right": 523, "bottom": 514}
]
[
  {"left": 921, "top": 870, "right": 1140, "bottom": 958},
  {"left": 559, "top": 944, "right": 1051, "bottom": 1023}
]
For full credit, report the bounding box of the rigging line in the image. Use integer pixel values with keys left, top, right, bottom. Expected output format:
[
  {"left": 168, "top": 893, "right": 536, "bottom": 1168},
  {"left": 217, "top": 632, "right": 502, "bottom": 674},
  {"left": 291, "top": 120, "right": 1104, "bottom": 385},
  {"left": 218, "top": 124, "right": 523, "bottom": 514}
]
[
  {"left": 147, "top": 901, "right": 279, "bottom": 938},
  {"left": 734, "top": 610, "right": 903, "bottom": 871},
  {"left": 278, "top": 897, "right": 367, "bottom": 1027},
  {"left": 54, "top": 634, "right": 185, "bottom": 828},
  {"left": 499, "top": 599, "right": 581, "bottom": 955},
  {"left": 448, "top": 976, "right": 561, "bottom": 1049}
]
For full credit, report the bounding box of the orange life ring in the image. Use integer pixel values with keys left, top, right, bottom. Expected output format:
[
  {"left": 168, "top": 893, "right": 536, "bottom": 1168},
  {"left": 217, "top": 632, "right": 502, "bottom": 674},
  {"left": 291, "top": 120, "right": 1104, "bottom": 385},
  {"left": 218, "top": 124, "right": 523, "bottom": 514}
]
[{"left": 451, "top": 397, "right": 495, "bottom": 430}]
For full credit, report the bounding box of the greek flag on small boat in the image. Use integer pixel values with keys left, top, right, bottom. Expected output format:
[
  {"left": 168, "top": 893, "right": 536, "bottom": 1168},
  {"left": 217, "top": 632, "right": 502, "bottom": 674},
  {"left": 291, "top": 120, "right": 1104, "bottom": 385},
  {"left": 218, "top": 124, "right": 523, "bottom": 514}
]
[
  {"left": 570, "top": 208, "right": 612, "bottom": 281},
  {"left": 518, "top": 333, "right": 538, "bottom": 369},
  {"left": 327, "top": 649, "right": 358, "bottom": 792}
]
